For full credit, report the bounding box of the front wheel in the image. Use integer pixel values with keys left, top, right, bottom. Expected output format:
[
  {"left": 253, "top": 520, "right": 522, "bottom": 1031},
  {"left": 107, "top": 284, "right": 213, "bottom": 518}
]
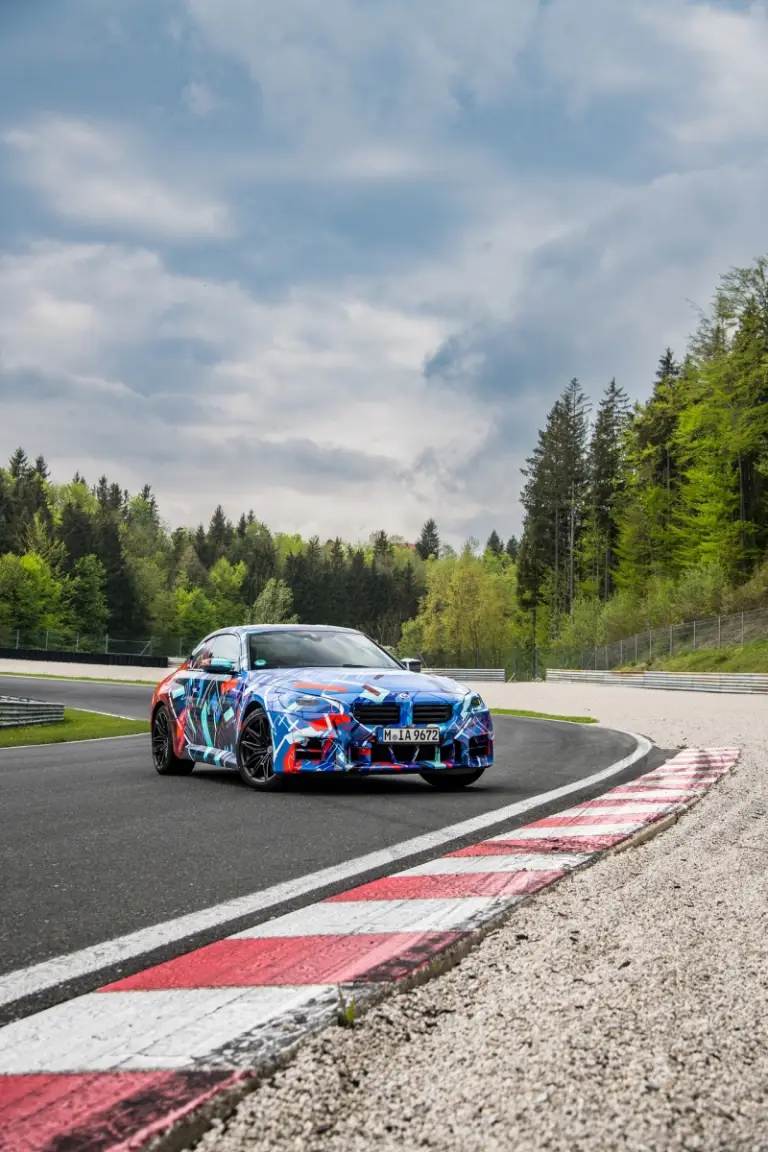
[
  {"left": 152, "top": 704, "right": 194, "bottom": 775},
  {"left": 420, "top": 768, "right": 485, "bottom": 790},
  {"left": 237, "top": 707, "right": 283, "bottom": 791}
]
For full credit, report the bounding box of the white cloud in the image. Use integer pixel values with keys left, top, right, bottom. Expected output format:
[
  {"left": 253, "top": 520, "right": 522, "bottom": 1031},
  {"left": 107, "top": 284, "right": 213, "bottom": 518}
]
[
  {"left": 183, "top": 0, "right": 539, "bottom": 144},
  {"left": 182, "top": 80, "right": 220, "bottom": 117},
  {"left": 0, "top": 240, "right": 492, "bottom": 541},
  {"left": 2, "top": 116, "right": 231, "bottom": 239}
]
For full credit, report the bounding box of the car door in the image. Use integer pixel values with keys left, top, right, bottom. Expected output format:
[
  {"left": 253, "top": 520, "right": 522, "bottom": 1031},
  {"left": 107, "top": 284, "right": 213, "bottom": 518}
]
[
  {"left": 195, "top": 632, "right": 243, "bottom": 755},
  {"left": 182, "top": 636, "right": 215, "bottom": 750},
  {"left": 211, "top": 632, "right": 246, "bottom": 758}
]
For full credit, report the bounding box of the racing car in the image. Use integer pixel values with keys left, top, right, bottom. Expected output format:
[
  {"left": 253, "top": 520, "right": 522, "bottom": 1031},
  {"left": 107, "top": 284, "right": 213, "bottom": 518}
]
[{"left": 151, "top": 624, "right": 493, "bottom": 790}]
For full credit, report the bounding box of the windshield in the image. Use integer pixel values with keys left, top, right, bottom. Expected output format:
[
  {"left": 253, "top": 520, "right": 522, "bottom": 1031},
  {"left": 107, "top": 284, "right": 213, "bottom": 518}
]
[{"left": 248, "top": 630, "right": 401, "bottom": 670}]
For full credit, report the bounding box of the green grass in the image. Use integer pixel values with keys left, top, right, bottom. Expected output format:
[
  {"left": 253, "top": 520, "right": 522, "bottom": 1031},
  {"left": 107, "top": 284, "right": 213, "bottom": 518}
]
[
  {"left": 0, "top": 708, "right": 150, "bottom": 748},
  {"left": 491, "top": 707, "right": 597, "bottom": 724},
  {"left": 620, "top": 639, "right": 768, "bottom": 675}
]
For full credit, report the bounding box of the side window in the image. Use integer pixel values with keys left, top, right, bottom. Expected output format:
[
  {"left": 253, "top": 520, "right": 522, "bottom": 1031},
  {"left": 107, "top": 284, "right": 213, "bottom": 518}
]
[
  {"left": 188, "top": 640, "right": 212, "bottom": 670},
  {"left": 210, "top": 633, "right": 241, "bottom": 667}
]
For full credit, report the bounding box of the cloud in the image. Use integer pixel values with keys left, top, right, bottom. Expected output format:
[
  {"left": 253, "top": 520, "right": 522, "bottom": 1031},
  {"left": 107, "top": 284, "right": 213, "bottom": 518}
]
[
  {"left": 2, "top": 116, "right": 231, "bottom": 239},
  {"left": 182, "top": 81, "right": 220, "bottom": 117},
  {"left": 0, "top": 239, "right": 491, "bottom": 540}
]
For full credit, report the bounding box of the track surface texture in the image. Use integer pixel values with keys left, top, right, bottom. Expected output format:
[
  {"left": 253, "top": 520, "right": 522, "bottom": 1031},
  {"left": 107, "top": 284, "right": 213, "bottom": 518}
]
[
  {"left": 0, "top": 674, "right": 151, "bottom": 720},
  {"left": 191, "top": 684, "right": 765, "bottom": 1152},
  {"left": 0, "top": 677, "right": 654, "bottom": 1022}
]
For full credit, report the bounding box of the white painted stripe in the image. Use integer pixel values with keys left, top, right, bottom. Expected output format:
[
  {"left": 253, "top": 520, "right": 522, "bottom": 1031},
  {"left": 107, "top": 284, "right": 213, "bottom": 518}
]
[
  {"left": 604, "top": 789, "right": 698, "bottom": 802},
  {"left": 496, "top": 822, "right": 643, "bottom": 840},
  {"left": 234, "top": 897, "right": 503, "bottom": 938},
  {"left": 400, "top": 853, "right": 590, "bottom": 876},
  {"left": 0, "top": 986, "right": 336, "bottom": 1073},
  {"left": 565, "top": 802, "right": 676, "bottom": 816},
  {"left": 0, "top": 733, "right": 147, "bottom": 757},
  {"left": 0, "top": 729, "right": 651, "bottom": 1010}
]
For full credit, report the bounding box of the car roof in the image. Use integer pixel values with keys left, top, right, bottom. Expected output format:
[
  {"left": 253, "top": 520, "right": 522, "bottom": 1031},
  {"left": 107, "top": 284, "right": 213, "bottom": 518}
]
[{"left": 218, "top": 624, "right": 361, "bottom": 636}]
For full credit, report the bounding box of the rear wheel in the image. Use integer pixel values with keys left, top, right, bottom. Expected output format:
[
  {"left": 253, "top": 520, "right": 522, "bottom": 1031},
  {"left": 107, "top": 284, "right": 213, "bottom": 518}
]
[
  {"left": 419, "top": 768, "right": 485, "bottom": 790},
  {"left": 237, "top": 707, "right": 283, "bottom": 791},
  {"left": 152, "top": 704, "right": 194, "bottom": 776}
]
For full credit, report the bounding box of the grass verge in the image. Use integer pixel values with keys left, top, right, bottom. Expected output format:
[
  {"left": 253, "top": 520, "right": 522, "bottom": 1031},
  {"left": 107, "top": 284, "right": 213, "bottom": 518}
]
[
  {"left": 491, "top": 707, "right": 597, "bottom": 724},
  {"left": 0, "top": 708, "right": 149, "bottom": 748},
  {"left": 620, "top": 638, "right": 768, "bottom": 675}
]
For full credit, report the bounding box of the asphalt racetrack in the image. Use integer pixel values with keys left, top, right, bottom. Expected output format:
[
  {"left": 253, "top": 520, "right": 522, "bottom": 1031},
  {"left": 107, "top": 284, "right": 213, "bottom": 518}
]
[{"left": 0, "top": 673, "right": 665, "bottom": 1022}]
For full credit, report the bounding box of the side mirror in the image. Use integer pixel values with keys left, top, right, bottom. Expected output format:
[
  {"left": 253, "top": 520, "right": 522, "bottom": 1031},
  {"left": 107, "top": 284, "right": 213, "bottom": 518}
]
[
  {"left": 203, "top": 657, "right": 238, "bottom": 674},
  {"left": 400, "top": 657, "right": 423, "bottom": 673}
]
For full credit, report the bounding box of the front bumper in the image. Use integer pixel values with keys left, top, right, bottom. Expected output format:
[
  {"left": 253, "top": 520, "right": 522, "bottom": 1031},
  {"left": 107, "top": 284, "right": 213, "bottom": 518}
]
[{"left": 272, "top": 709, "right": 495, "bottom": 774}]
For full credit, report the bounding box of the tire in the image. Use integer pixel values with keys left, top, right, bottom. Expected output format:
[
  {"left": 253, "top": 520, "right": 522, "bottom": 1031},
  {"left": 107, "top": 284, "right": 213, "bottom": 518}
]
[
  {"left": 152, "top": 703, "right": 194, "bottom": 776},
  {"left": 419, "top": 768, "right": 485, "bottom": 790},
  {"left": 236, "top": 707, "right": 283, "bottom": 791}
]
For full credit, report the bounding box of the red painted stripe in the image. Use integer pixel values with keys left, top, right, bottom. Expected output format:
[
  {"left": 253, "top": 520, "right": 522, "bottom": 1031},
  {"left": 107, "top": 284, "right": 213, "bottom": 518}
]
[
  {"left": 450, "top": 833, "right": 627, "bottom": 855},
  {"left": 101, "top": 933, "right": 461, "bottom": 991},
  {"left": 0, "top": 1070, "right": 238, "bottom": 1152},
  {"left": 325, "top": 870, "right": 566, "bottom": 901}
]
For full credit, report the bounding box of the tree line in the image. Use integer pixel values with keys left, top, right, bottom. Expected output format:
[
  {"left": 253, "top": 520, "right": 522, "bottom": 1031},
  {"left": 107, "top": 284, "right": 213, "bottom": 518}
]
[
  {"left": 0, "top": 451, "right": 519, "bottom": 658},
  {"left": 518, "top": 255, "right": 768, "bottom": 660}
]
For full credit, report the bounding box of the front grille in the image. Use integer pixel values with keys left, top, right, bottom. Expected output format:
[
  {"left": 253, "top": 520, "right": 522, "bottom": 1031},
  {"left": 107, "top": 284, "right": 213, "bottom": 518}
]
[
  {"left": 412, "top": 703, "right": 453, "bottom": 725},
  {"left": 296, "top": 738, "right": 324, "bottom": 761},
  {"left": 370, "top": 742, "right": 442, "bottom": 764},
  {"left": 352, "top": 702, "right": 401, "bottom": 726}
]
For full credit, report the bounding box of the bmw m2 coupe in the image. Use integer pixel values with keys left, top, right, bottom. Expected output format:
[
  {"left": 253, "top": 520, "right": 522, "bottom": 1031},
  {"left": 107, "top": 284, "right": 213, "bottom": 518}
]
[{"left": 151, "top": 625, "right": 494, "bottom": 790}]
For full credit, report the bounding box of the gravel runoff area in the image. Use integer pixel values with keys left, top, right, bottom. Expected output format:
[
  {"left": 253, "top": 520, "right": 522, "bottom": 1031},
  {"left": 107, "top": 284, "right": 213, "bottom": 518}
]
[{"left": 195, "top": 683, "right": 768, "bottom": 1152}]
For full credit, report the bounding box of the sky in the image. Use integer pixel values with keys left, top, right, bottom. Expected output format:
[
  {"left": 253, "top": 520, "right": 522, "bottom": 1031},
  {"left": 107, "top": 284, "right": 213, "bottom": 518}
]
[{"left": 2, "top": 0, "right": 768, "bottom": 547}]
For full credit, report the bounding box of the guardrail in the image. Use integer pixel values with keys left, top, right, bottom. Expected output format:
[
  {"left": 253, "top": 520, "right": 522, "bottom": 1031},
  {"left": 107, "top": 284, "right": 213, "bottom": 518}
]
[
  {"left": 546, "top": 669, "right": 768, "bottom": 694},
  {"left": 424, "top": 668, "right": 506, "bottom": 682},
  {"left": 0, "top": 695, "right": 65, "bottom": 728}
]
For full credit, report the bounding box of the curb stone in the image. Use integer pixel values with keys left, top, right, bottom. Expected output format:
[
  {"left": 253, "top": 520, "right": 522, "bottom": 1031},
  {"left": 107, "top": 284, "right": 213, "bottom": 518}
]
[{"left": 0, "top": 747, "right": 741, "bottom": 1152}]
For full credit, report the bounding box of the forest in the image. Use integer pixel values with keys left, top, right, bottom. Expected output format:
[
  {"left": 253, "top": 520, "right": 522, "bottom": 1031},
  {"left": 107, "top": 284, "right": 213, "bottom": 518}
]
[{"left": 1, "top": 255, "right": 768, "bottom": 672}]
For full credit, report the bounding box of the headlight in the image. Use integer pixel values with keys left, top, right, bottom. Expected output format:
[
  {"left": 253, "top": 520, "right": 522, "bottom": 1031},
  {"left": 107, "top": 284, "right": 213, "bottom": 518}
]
[
  {"left": 468, "top": 694, "right": 485, "bottom": 711},
  {"left": 273, "top": 691, "right": 342, "bottom": 714}
]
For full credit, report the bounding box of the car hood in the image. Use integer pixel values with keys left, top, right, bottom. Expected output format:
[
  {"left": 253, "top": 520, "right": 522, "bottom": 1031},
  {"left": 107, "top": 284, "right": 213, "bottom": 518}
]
[{"left": 246, "top": 666, "right": 473, "bottom": 701}]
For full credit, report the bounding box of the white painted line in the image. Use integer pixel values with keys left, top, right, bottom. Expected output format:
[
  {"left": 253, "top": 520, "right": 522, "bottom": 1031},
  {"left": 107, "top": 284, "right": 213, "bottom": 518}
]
[
  {"left": 0, "top": 733, "right": 147, "bottom": 756},
  {"left": 0, "top": 986, "right": 335, "bottom": 1073},
  {"left": 0, "top": 729, "right": 651, "bottom": 1010},
  {"left": 234, "top": 898, "right": 502, "bottom": 938},
  {"left": 493, "top": 822, "right": 644, "bottom": 840},
  {"left": 400, "top": 853, "right": 590, "bottom": 875},
  {"left": 565, "top": 802, "right": 676, "bottom": 816},
  {"left": 609, "top": 788, "right": 699, "bottom": 800}
]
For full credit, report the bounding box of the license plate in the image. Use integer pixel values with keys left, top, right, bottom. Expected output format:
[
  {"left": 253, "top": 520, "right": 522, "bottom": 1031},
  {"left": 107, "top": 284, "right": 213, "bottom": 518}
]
[{"left": 381, "top": 727, "right": 440, "bottom": 743}]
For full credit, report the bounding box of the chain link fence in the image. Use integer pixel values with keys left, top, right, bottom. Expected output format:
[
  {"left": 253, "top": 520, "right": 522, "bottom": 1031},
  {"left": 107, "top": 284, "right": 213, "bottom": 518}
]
[
  {"left": 546, "top": 607, "right": 768, "bottom": 672},
  {"left": 0, "top": 627, "right": 190, "bottom": 658}
]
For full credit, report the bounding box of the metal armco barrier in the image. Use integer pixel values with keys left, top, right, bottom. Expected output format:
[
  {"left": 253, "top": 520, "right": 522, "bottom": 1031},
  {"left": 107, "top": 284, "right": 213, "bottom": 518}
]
[
  {"left": 0, "top": 695, "right": 65, "bottom": 728},
  {"left": 425, "top": 668, "right": 506, "bottom": 682},
  {"left": 546, "top": 669, "right": 768, "bottom": 694}
]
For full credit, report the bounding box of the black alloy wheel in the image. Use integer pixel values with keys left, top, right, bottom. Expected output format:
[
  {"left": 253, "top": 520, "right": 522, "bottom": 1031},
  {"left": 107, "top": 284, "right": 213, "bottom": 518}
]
[
  {"left": 419, "top": 768, "right": 485, "bottom": 789},
  {"left": 237, "top": 707, "right": 282, "bottom": 790},
  {"left": 152, "top": 703, "right": 195, "bottom": 775}
]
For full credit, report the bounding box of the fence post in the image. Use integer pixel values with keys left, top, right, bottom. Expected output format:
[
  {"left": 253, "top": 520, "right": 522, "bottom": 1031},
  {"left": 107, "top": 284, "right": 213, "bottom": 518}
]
[
  {"left": 605, "top": 644, "right": 609, "bottom": 669},
  {"left": 669, "top": 625, "right": 673, "bottom": 657},
  {"left": 620, "top": 638, "right": 623, "bottom": 664},
  {"left": 75, "top": 632, "right": 80, "bottom": 652},
  {"left": 105, "top": 634, "right": 109, "bottom": 654},
  {"left": 649, "top": 629, "right": 652, "bottom": 660},
  {"left": 717, "top": 615, "right": 721, "bottom": 648},
  {"left": 45, "top": 631, "right": 48, "bottom": 651},
  {"left": 741, "top": 612, "right": 745, "bottom": 646},
  {"left": 16, "top": 628, "right": 20, "bottom": 650},
  {"left": 635, "top": 633, "right": 638, "bottom": 662},
  {"left": 693, "top": 621, "right": 696, "bottom": 651}
]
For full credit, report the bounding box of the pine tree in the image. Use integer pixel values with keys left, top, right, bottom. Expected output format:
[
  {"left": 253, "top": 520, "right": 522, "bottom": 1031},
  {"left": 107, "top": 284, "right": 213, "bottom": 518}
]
[
  {"left": 485, "top": 530, "right": 503, "bottom": 555},
  {"left": 582, "top": 379, "right": 631, "bottom": 600},
  {"left": 415, "top": 518, "right": 440, "bottom": 560},
  {"left": 505, "top": 536, "right": 519, "bottom": 561}
]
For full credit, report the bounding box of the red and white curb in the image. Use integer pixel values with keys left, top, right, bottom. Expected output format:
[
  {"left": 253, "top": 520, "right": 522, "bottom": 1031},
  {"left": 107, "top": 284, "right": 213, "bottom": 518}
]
[{"left": 0, "top": 747, "right": 741, "bottom": 1151}]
